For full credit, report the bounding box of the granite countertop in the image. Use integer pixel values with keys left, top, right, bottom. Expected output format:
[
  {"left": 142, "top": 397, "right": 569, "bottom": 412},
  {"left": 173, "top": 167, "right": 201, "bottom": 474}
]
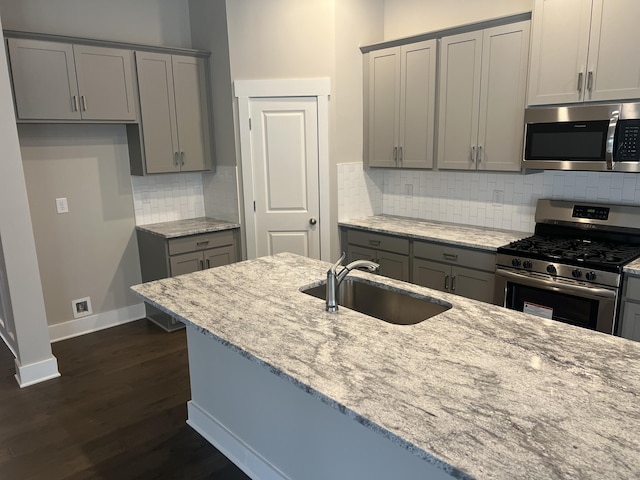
[
  {"left": 339, "top": 215, "right": 530, "bottom": 251},
  {"left": 624, "top": 257, "right": 640, "bottom": 276},
  {"left": 131, "top": 253, "right": 640, "bottom": 480},
  {"left": 135, "top": 217, "right": 240, "bottom": 239}
]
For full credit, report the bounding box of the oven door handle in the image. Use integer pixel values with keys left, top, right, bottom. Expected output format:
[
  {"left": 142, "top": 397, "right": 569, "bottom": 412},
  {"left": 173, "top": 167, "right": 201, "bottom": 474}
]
[{"left": 497, "top": 270, "right": 617, "bottom": 300}]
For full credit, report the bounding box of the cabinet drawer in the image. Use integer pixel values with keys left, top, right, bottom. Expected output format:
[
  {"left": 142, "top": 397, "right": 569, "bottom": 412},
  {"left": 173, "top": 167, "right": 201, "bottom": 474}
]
[
  {"left": 414, "top": 240, "right": 495, "bottom": 272},
  {"left": 624, "top": 275, "right": 640, "bottom": 299},
  {"left": 168, "top": 230, "right": 234, "bottom": 256},
  {"left": 347, "top": 229, "right": 409, "bottom": 255}
]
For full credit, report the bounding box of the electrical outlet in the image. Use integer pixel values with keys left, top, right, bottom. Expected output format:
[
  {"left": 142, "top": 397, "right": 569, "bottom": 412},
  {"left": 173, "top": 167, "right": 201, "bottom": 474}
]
[
  {"left": 56, "top": 197, "right": 69, "bottom": 214},
  {"left": 72, "top": 297, "right": 92, "bottom": 319},
  {"left": 492, "top": 190, "right": 504, "bottom": 205},
  {"left": 404, "top": 184, "right": 413, "bottom": 197}
]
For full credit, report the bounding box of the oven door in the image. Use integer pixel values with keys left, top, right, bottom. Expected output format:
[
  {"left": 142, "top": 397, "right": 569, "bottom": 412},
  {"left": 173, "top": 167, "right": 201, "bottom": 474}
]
[{"left": 494, "top": 269, "right": 617, "bottom": 334}]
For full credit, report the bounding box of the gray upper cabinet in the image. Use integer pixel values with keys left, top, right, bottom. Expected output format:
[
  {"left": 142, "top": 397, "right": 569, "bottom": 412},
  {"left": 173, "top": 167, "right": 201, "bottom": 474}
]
[
  {"left": 364, "top": 40, "right": 437, "bottom": 169},
  {"left": 134, "top": 52, "right": 211, "bottom": 174},
  {"left": 8, "top": 38, "right": 136, "bottom": 122},
  {"left": 528, "top": 0, "right": 640, "bottom": 105},
  {"left": 437, "top": 21, "right": 530, "bottom": 171}
]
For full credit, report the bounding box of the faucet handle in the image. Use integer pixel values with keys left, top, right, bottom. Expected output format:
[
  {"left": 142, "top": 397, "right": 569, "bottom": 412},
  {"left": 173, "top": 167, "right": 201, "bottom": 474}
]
[{"left": 330, "top": 252, "right": 346, "bottom": 273}]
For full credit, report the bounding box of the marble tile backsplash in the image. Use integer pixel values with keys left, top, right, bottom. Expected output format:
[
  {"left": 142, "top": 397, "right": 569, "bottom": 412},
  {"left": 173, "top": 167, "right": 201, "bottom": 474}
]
[
  {"left": 131, "top": 173, "right": 205, "bottom": 225},
  {"left": 337, "top": 163, "right": 640, "bottom": 233}
]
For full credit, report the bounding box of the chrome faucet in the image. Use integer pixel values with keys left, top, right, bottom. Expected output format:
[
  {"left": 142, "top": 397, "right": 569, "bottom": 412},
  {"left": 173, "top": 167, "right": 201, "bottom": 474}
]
[{"left": 326, "top": 252, "right": 379, "bottom": 312}]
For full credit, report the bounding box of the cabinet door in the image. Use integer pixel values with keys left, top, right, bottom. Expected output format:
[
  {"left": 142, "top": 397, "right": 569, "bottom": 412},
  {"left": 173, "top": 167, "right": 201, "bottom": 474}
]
[
  {"left": 203, "top": 245, "right": 236, "bottom": 269},
  {"left": 586, "top": 0, "right": 640, "bottom": 102},
  {"left": 346, "top": 244, "right": 377, "bottom": 264},
  {"left": 527, "top": 0, "right": 592, "bottom": 105},
  {"left": 377, "top": 250, "right": 409, "bottom": 282},
  {"left": 172, "top": 55, "right": 211, "bottom": 172},
  {"left": 398, "top": 40, "right": 437, "bottom": 169},
  {"left": 620, "top": 301, "right": 640, "bottom": 342},
  {"left": 413, "top": 258, "right": 449, "bottom": 294},
  {"left": 135, "top": 51, "right": 180, "bottom": 173},
  {"left": 8, "top": 38, "right": 81, "bottom": 120},
  {"left": 477, "top": 21, "right": 530, "bottom": 172},
  {"left": 74, "top": 45, "right": 136, "bottom": 121},
  {"left": 366, "top": 47, "right": 400, "bottom": 168},
  {"left": 452, "top": 266, "right": 495, "bottom": 304},
  {"left": 437, "top": 31, "right": 482, "bottom": 170},
  {"left": 169, "top": 251, "right": 203, "bottom": 276}
]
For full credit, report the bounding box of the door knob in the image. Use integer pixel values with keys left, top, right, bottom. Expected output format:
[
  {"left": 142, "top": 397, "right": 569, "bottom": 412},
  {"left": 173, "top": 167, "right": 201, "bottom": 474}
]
[{"left": 309, "top": 218, "right": 317, "bottom": 225}]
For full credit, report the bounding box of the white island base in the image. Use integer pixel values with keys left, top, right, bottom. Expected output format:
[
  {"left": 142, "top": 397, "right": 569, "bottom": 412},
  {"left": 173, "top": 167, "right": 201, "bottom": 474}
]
[{"left": 185, "top": 325, "right": 457, "bottom": 480}]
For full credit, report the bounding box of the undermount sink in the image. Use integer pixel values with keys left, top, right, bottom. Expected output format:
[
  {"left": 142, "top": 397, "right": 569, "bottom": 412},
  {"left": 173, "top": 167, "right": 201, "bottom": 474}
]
[{"left": 301, "top": 277, "right": 452, "bottom": 325}]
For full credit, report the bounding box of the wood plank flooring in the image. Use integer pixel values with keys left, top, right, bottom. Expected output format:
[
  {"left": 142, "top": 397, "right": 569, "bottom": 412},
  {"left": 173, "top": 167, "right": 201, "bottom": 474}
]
[{"left": 0, "top": 320, "right": 251, "bottom": 480}]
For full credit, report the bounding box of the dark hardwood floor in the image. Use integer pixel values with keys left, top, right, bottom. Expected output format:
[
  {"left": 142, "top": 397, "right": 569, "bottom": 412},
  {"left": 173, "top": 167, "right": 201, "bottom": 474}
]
[{"left": 0, "top": 320, "right": 251, "bottom": 480}]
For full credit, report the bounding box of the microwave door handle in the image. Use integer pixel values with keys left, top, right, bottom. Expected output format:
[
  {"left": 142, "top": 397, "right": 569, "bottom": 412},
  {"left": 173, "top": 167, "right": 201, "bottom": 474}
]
[{"left": 606, "top": 110, "right": 620, "bottom": 171}]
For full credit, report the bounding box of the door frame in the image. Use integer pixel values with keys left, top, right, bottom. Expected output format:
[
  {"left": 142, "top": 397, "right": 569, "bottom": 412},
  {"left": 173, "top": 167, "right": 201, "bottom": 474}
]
[{"left": 235, "top": 78, "right": 331, "bottom": 261}]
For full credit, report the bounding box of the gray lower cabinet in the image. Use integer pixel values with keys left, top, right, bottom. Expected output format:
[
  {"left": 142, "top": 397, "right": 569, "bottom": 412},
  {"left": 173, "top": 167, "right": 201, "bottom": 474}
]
[
  {"left": 413, "top": 240, "right": 496, "bottom": 304},
  {"left": 136, "top": 228, "right": 239, "bottom": 331},
  {"left": 7, "top": 38, "right": 137, "bottom": 121},
  {"left": 619, "top": 275, "right": 640, "bottom": 342},
  {"left": 343, "top": 229, "right": 410, "bottom": 282}
]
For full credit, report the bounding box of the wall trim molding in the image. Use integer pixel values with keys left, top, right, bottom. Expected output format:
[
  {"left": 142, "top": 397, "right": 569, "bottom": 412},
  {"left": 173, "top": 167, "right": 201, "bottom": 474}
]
[
  {"left": 48, "top": 303, "right": 146, "bottom": 343},
  {"left": 234, "top": 78, "right": 332, "bottom": 262},
  {"left": 187, "top": 401, "right": 290, "bottom": 480},
  {"left": 14, "top": 355, "right": 60, "bottom": 388}
]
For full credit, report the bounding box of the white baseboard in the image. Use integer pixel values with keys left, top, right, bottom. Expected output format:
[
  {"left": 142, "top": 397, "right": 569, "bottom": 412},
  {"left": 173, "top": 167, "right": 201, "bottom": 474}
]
[
  {"left": 49, "top": 303, "right": 146, "bottom": 343},
  {"left": 14, "top": 355, "right": 60, "bottom": 388},
  {"left": 186, "top": 401, "right": 290, "bottom": 480}
]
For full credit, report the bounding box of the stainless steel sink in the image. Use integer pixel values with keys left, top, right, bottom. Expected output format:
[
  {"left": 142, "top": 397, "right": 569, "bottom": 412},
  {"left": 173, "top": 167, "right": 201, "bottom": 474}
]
[{"left": 301, "top": 277, "right": 451, "bottom": 325}]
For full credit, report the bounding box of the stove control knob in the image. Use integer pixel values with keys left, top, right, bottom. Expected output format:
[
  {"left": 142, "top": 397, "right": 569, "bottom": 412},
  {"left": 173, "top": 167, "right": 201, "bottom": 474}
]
[
  {"left": 572, "top": 269, "right": 583, "bottom": 279},
  {"left": 585, "top": 271, "right": 597, "bottom": 281},
  {"left": 523, "top": 260, "right": 533, "bottom": 269},
  {"left": 546, "top": 264, "right": 557, "bottom": 275},
  {"left": 512, "top": 258, "right": 522, "bottom": 267}
]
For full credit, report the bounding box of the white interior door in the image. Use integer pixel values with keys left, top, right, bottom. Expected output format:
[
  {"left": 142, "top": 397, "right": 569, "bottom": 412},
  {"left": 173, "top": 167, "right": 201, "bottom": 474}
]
[{"left": 249, "top": 97, "right": 320, "bottom": 258}]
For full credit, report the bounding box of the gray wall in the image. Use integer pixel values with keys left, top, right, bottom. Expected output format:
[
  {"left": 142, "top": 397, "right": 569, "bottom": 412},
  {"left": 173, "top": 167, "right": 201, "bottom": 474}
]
[{"left": 0, "top": 0, "right": 192, "bottom": 329}]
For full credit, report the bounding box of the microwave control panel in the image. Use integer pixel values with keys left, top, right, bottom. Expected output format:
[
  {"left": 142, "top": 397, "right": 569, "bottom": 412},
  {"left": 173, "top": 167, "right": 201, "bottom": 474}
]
[{"left": 616, "top": 120, "right": 640, "bottom": 161}]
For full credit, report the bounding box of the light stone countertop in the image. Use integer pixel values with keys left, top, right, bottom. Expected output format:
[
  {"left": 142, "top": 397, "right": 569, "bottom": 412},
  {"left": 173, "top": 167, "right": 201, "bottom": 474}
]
[
  {"left": 624, "top": 257, "right": 640, "bottom": 275},
  {"left": 135, "top": 217, "right": 240, "bottom": 239},
  {"left": 339, "top": 215, "right": 530, "bottom": 251},
  {"left": 131, "top": 253, "right": 640, "bottom": 480}
]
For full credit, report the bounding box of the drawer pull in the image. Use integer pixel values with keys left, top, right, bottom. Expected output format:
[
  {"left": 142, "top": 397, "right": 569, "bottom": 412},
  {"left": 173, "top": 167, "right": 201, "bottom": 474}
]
[
  {"left": 443, "top": 252, "right": 458, "bottom": 261},
  {"left": 369, "top": 239, "right": 381, "bottom": 246},
  {"left": 451, "top": 275, "right": 456, "bottom": 292},
  {"left": 444, "top": 274, "right": 450, "bottom": 291},
  {"left": 196, "top": 240, "right": 210, "bottom": 246}
]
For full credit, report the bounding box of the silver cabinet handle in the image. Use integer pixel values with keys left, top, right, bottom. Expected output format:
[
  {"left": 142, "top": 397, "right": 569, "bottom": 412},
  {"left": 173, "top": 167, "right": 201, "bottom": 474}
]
[
  {"left": 451, "top": 275, "right": 456, "bottom": 292},
  {"left": 398, "top": 146, "right": 403, "bottom": 166},
  {"left": 577, "top": 71, "right": 584, "bottom": 92},
  {"left": 205, "top": 259, "right": 211, "bottom": 269},
  {"left": 199, "top": 259, "right": 204, "bottom": 270},
  {"left": 173, "top": 152, "right": 179, "bottom": 167},
  {"left": 180, "top": 151, "right": 185, "bottom": 166},
  {"left": 444, "top": 274, "right": 450, "bottom": 291},
  {"left": 81, "top": 95, "right": 87, "bottom": 111},
  {"left": 393, "top": 146, "right": 398, "bottom": 166},
  {"left": 587, "top": 70, "right": 593, "bottom": 92},
  {"left": 368, "top": 239, "right": 381, "bottom": 246},
  {"left": 477, "top": 145, "right": 483, "bottom": 163},
  {"left": 72, "top": 95, "right": 79, "bottom": 112},
  {"left": 309, "top": 218, "right": 317, "bottom": 225},
  {"left": 443, "top": 252, "right": 458, "bottom": 261},
  {"left": 471, "top": 145, "right": 476, "bottom": 163},
  {"left": 196, "top": 240, "right": 210, "bottom": 246}
]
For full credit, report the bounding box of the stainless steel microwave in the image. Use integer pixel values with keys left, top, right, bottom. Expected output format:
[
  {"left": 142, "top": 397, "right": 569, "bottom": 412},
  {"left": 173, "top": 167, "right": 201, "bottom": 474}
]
[{"left": 522, "top": 102, "right": 640, "bottom": 172}]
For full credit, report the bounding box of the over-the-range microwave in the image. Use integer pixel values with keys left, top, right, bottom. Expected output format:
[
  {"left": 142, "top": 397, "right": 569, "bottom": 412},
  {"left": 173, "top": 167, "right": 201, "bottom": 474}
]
[{"left": 522, "top": 102, "right": 640, "bottom": 172}]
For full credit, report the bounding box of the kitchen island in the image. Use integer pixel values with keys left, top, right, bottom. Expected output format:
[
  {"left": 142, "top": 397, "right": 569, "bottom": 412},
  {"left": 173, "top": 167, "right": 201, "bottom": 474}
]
[{"left": 131, "top": 253, "right": 640, "bottom": 480}]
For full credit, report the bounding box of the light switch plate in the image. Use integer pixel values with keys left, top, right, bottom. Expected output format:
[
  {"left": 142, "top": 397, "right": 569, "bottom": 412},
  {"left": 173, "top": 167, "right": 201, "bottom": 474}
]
[{"left": 56, "top": 197, "right": 69, "bottom": 214}]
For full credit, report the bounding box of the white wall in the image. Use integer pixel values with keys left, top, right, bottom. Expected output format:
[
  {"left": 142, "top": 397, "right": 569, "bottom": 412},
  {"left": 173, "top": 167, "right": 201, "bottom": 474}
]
[
  {"left": 383, "top": 0, "right": 533, "bottom": 39},
  {"left": 0, "top": 0, "right": 192, "bottom": 47}
]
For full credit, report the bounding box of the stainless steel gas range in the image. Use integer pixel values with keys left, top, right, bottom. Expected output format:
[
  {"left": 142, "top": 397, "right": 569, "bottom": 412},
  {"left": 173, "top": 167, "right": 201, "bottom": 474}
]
[{"left": 494, "top": 199, "right": 640, "bottom": 334}]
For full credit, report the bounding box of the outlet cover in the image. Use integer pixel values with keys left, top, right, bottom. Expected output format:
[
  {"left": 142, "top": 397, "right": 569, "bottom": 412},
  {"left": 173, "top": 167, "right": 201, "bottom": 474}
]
[
  {"left": 56, "top": 197, "right": 69, "bottom": 214},
  {"left": 72, "top": 297, "right": 92, "bottom": 319}
]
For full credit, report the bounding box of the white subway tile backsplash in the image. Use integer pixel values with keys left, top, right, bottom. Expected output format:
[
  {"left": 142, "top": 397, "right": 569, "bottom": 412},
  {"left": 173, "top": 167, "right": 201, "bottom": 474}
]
[{"left": 337, "top": 163, "right": 640, "bottom": 234}]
